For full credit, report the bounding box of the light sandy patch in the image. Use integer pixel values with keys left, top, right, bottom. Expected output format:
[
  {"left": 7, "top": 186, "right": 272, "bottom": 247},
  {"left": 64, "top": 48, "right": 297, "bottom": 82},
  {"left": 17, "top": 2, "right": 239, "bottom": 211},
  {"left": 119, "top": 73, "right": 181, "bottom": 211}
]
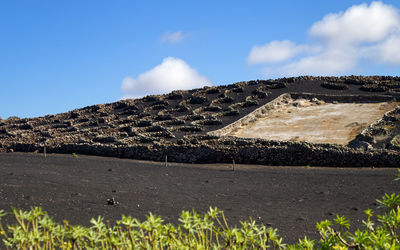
[{"left": 225, "top": 100, "right": 399, "bottom": 145}]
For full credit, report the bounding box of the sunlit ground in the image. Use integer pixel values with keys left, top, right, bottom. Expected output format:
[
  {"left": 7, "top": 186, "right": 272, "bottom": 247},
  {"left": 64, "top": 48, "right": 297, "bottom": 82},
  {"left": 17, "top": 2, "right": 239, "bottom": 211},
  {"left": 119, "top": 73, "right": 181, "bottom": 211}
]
[{"left": 226, "top": 100, "right": 399, "bottom": 145}]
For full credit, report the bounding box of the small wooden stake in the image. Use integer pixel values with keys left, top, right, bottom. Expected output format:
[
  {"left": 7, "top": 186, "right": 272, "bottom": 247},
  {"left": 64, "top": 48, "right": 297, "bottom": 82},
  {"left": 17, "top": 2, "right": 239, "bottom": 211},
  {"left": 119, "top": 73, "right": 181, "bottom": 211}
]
[
  {"left": 165, "top": 155, "right": 168, "bottom": 167},
  {"left": 232, "top": 159, "right": 235, "bottom": 171},
  {"left": 44, "top": 146, "right": 47, "bottom": 158}
]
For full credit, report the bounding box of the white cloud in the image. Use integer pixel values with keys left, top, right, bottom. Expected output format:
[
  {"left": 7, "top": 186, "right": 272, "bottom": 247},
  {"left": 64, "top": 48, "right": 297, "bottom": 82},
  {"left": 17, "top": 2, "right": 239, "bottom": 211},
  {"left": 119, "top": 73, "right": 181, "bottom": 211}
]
[
  {"left": 278, "top": 47, "right": 358, "bottom": 76},
  {"left": 364, "top": 34, "right": 400, "bottom": 65},
  {"left": 161, "top": 31, "right": 186, "bottom": 44},
  {"left": 121, "top": 57, "right": 211, "bottom": 99},
  {"left": 248, "top": 1, "right": 400, "bottom": 76},
  {"left": 247, "top": 40, "right": 311, "bottom": 64},
  {"left": 310, "top": 1, "right": 400, "bottom": 46}
]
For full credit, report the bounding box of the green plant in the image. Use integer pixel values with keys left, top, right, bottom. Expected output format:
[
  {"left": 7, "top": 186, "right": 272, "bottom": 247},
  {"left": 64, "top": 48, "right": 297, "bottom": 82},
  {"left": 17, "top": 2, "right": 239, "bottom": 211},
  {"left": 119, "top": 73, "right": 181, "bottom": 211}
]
[
  {"left": 383, "top": 125, "right": 396, "bottom": 131},
  {"left": 6, "top": 116, "right": 19, "bottom": 120},
  {"left": 0, "top": 207, "right": 286, "bottom": 249},
  {"left": 2, "top": 198, "right": 400, "bottom": 249},
  {"left": 1, "top": 170, "right": 400, "bottom": 249},
  {"left": 395, "top": 168, "right": 400, "bottom": 182},
  {"left": 392, "top": 135, "right": 400, "bottom": 148}
]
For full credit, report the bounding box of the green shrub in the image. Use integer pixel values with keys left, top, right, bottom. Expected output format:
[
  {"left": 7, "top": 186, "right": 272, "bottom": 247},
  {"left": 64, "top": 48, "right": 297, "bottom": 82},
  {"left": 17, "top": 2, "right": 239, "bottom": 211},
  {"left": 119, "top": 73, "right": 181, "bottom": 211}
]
[
  {"left": 6, "top": 116, "right": 20, "bottom": 120},
  {"left": 0, "top": 207, "right": 285, "bottom": 249},
  {"left": 1, "top": 170, "right": 400, "bottom": 249},
  {"left": 1, "top": 196, "right": 400, "bottom": 249}
]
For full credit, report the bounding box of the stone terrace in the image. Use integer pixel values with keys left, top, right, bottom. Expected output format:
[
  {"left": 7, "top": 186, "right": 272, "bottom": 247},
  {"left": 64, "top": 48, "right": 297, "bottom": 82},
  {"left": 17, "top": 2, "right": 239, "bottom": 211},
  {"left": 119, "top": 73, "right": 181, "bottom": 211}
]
[{"left": 1, "top": 76, "right": 400, "bottom": 167}]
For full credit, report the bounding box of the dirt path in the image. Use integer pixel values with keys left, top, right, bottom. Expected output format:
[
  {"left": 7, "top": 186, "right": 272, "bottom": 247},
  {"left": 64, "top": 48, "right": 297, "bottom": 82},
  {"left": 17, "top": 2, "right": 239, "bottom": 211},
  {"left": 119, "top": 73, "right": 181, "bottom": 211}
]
[{"left": 0, "top": 152, "right": 398, "bottom": 243}]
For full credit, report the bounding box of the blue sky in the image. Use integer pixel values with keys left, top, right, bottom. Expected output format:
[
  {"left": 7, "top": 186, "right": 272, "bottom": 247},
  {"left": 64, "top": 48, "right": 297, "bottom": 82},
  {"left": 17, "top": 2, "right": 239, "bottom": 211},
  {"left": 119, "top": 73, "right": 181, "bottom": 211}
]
[{"left": 1, "top": 1, "right": 399, "bottom": 119}]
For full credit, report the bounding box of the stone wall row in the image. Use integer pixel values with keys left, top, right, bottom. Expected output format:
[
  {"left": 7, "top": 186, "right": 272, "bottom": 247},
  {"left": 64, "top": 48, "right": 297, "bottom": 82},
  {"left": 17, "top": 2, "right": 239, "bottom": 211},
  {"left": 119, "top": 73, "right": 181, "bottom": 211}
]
[{"left": 6, "top": 141, "right": 400, "bottom": 168}]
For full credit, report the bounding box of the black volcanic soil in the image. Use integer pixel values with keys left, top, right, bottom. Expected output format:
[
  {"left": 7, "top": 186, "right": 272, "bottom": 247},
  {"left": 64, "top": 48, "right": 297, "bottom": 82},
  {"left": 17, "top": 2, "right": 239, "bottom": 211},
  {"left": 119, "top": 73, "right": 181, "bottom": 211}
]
[{"left": 0, "top": 152, "right": 398, "bottom": 243}]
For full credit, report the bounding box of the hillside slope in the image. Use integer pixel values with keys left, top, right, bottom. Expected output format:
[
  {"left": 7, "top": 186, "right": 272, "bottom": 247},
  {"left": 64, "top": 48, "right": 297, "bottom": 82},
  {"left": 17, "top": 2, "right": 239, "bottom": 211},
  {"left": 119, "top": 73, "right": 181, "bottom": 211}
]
[{"left": 1, "top": 76, "right": 400, "bottom": 167}]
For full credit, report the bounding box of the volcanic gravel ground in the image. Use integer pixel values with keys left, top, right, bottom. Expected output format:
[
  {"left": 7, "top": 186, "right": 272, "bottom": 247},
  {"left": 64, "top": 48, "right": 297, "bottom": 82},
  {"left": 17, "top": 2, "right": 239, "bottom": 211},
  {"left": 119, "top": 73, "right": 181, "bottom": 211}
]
[{"left": 0, "top": 152, "right": 398, "bottom": 243}]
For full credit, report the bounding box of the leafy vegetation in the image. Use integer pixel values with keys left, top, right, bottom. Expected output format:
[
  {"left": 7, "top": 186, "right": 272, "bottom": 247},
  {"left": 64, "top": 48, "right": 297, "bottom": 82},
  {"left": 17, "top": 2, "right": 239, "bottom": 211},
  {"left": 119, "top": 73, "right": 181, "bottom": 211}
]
[
  {"left": 6, "top": 116, "right": 20, "bottom": 121},
  {"left": 0, "top": 193, "right": 399, "bottom": 249},
  {"left": 1, "top": 170, "right": 399, "bottom": 249},
  {"left": 0, "top": 207, "right": 285, "bottom": 249}
]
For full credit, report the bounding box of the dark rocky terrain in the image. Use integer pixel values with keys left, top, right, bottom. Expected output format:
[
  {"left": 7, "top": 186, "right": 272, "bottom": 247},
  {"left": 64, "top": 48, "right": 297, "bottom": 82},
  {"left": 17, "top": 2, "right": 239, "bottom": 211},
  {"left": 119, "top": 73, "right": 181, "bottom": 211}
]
[
  {"left": 1, "top": 76, "right": 400, "bottom": 167},
  {"left": 350, "top": 106, "right": 400, "bottom": 150}
]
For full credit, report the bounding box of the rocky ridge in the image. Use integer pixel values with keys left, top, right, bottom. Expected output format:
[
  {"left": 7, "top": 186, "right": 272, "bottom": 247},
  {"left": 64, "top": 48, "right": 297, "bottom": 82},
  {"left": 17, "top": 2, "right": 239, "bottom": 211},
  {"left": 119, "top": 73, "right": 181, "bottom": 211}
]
[{"left": 1, "top": 76, "right": 400, "bottom": 167}]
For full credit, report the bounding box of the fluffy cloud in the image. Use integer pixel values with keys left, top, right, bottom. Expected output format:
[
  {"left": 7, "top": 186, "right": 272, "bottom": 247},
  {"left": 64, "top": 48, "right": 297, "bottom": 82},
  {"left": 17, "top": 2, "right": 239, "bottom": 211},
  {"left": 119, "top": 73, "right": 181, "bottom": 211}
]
[
  {"left": 161, "top": 31, "right": 186, "bottom": 44},
  {"left": 365, "top": 34, "right": 400, "bottom": 64},
  {"left": 278, "top": 47, "right": 358, "bottom": 76},
  {"left": 121, "top": 57, "right": 211, "bottom": 99},
  {"left": 310, "top": 1, "right": 400, "bottom": 45},
  {"left": 249, "top": 1, "right": 400, "bottom": 76},
  {"left": 247, "top": 40, "right": 308, "bottom": 64}
]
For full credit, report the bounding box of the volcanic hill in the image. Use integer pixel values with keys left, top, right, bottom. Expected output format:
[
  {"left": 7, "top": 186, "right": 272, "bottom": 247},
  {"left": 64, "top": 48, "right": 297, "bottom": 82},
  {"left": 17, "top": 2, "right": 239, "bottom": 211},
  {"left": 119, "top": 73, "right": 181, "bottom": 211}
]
[{"left": 1, "top": 76, "right": 400, "bottom": 167}]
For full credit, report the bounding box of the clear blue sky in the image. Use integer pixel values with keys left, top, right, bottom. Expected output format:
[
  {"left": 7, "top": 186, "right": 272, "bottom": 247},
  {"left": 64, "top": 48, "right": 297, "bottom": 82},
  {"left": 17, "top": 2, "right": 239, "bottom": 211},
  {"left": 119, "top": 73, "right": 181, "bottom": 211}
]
[{"left": 1, "top": 1, "right": 399, "bottom": 118}]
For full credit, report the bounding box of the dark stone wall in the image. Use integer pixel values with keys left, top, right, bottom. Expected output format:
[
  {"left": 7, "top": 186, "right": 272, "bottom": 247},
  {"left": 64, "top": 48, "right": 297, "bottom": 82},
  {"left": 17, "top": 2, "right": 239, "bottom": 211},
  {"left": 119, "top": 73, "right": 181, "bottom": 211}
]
[{"left": 10, "top": 136, "right": 400, "bottom": 168}]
